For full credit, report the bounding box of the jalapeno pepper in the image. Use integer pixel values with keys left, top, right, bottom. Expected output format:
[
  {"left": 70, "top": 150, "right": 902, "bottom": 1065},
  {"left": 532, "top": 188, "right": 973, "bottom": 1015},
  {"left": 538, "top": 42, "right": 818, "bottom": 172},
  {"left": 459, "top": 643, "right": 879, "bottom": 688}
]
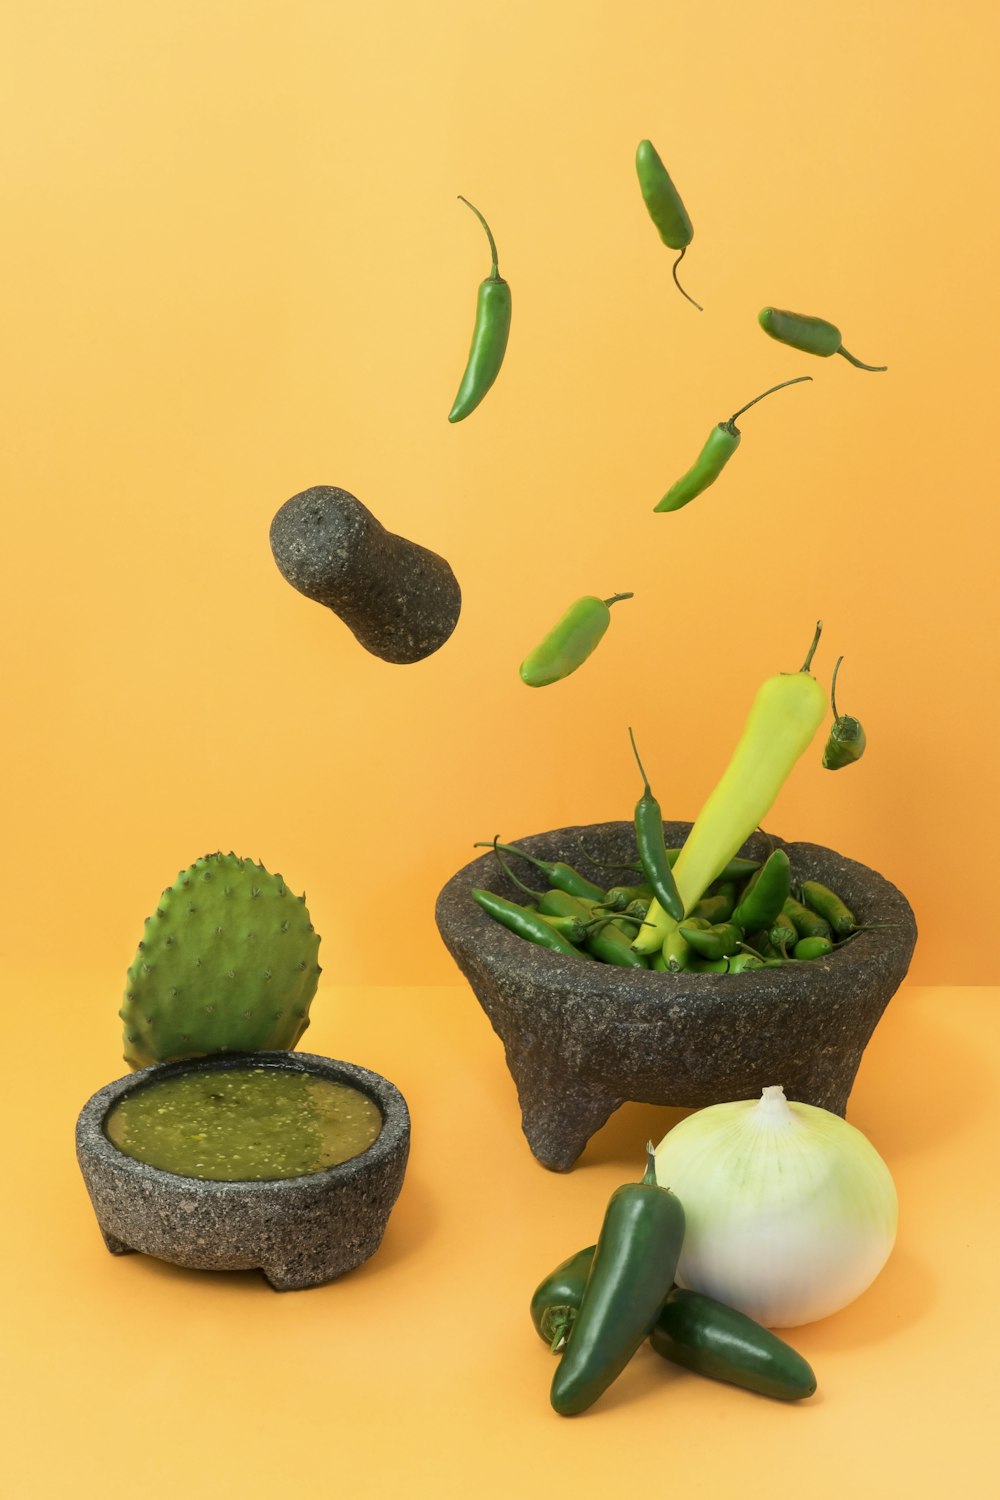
[
  {"left": 758, "top": 307, "right": 887, "bottom": 372},
  {"left": 793, "top": 935, "right": 834, "bottom": 960},
  {"left": 634, "top": 138, "right": 701, "bottom": 311},
  {"left": 636, "top": 623, "right": 828, "bottom": 954},
  {"left": 519, "top": 592, "right": 634, "bottom": 687},
  {"left": 627, "top": 728, "right": 683, "bottom": 920},
  {"left": 530, "top": 1245, "right": 596, "bottom": 1351},
  {"left": 801, "top": 880, "right": 857, "bottom": 936},
  {"left": 654, "top": 376, "right": 812, "bottom": 513},
  {"left": 822, "top": 655, "right": 867, "bottom": 769},
  {"left": 448, "top": 197, "right": 512, "bottom": 422},
  {"left": 550, "top": 1146, "right": 684, "bottom": 1416},
  {"left": 678, "top": 922, "right": 742, "bottom": 961},
  {"left": 731, "top": 848, "right": 791, "bottom": 931}
]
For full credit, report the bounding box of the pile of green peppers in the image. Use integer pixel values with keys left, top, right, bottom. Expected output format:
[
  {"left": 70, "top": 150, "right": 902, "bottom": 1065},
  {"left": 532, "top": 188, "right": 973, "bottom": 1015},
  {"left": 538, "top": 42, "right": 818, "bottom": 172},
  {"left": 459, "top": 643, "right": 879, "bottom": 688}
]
[
  {"left": 472, "top": 834, "right": 861, "bottom": 973},
  {"left": 534, "top": 1148, "right": 817, "bottom": 1416}
]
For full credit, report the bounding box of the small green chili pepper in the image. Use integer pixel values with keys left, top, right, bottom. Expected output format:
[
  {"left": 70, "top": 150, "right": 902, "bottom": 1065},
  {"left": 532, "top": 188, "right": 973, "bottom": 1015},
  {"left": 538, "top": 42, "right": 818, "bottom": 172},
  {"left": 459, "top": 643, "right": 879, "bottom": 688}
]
[
  {"left": 664, "top": 850, "right": 760, "bottom": 882},
  {"left": 687, "top": 956, "right": 730, "bottom": 973},
  {"left": 782, "top": 896, "right": 832, "bottom": 941},
  {"left": 470, "top": 889, "right": 582, "bottom": 957},
  {"left": 594, "top": 882, "right": 654, "bottom": 914},
  {"left": 654, "top": 377, "right": 813, "bottom": 514},
  {"left": 800, "top": 880, "right": 857, "bottom": 936},
  {"left": 584, "top": 915, "right": 651, "bottom": 969},
  {"left": 823, "top": 655, "right": 867, "bottom": 769},
  {"left": 627, "top": 728, "right": 683, "bottom": 921},
  {"left": 634, "top": 138, "right": 701, "bottom": 311},
  {"left": 624, "top": 897, "right": 650, "bottom": 920},
  {"left": 531, "top": 1246, "right": 597, "bottom": 1351},
  {"left": 678, "top": 921, "right": 742, "bottom": 961},
  {"left": 725, "top": 952, "right": 766, "bottom": 973},
  {"left": 537, "top": 912, "right": 590, "bottom": 945},
  {"left": 757, "top": 307, "right": 887, "bottom": 372},
  {"left": 475, "top": 841, "right": 608, "bottom": 904},
  {"left": 687, "top": 882, "right": 737, "bottom": 926},
  {"left": 550, "top": 1147, "right": 684, "bottom": 1416},
  {"left": 792, "top": 935, "right": 835, "bottom": 961},
  {"left": 731, "top": 848, "right": 791, "bottom": 931},
  {"left": 519, "top": 592, "right": 633, "bottom": 687},
  {"left": 448, "top": 197, "right": 512, "bottom": 422},
  {"left": 650, "top": 948, "right": 669, "bottom": 972},
  {"left": 769, "top": 910, "right": 798, "bottom": 956}
]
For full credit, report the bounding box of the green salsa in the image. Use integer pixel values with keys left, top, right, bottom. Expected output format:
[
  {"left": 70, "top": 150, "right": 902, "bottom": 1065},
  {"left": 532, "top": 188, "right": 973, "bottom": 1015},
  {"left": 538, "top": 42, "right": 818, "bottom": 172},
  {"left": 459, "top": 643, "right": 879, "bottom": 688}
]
[{"left": 104, "top": 1066, "right": 383, "bottom": 1181}]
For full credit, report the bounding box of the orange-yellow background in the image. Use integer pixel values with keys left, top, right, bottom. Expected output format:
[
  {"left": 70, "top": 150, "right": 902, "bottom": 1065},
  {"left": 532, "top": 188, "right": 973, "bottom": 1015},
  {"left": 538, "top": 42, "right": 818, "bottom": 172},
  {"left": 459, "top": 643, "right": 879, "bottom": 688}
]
[{"left": 1, "top": 3, "right": 998, "bottom": 1497}]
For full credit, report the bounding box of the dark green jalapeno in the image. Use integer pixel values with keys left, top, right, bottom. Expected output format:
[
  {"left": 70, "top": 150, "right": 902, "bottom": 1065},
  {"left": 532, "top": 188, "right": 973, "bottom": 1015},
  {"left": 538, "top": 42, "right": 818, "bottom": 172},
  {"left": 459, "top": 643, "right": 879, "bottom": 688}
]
[
  {"left": 475, "top": 841, "right": 608, "bottom": 903},
  {"left": 634, "top": 138, "right": 701, "bottom": 311},
  {"left": 448, "top": 197, "right": 512, "bottom": 422},
  {"left": 793, "top": 935, "right": 835, "bottom": 961},
  {"left": 655, "top": 376, "right": 812, "bottom": 513},
  {"left": 651, "top": 1288, "right": 817, "bottom": 1401},
  {"left": 782, "top": 896, "right": 832, "bottom": 941},
  {"left": 470, "top": 889, "right": 582, "bottom": 957},
  {"left": 550, "top": 1147, "right": 684, "bottom": 1416},
  {"left": 627, "top": 728, "right": 684, "bottom": 921},
  {"left": 731, "top": 848, "right": 791, "bottom": 931},
  {"left": 519, "top": 592, "right": 633, "bottom": 687},
  {"left": 823, "top": 655, "right": 867, "bottom": 769},
  {"left": 678, "top": 921, "right": 742, "bottom": 961},
  {"left": 531, "top": 1246, "right": 597, "bottom": 1351},
  {"left": 758, "top": 307, "right": 887, "bottom": 372},
  {"left": 801, "top": 881, "right": 857, "bottom": 936}
]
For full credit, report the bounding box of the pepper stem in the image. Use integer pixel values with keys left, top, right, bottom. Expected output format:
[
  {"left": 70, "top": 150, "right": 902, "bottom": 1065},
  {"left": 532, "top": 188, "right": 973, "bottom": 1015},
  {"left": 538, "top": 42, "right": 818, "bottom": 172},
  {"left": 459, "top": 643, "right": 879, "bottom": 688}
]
[
  {"left": 473, "top": 839, "right": 550, "bottom": 876},
  {"left": 627, "top": 726, "right": 653, "bottom": 798},
  {"left": 726, "top": 375, "right": 813, "bottom": 431},
  {"left": 800, "top": 619, "right": 823, "bottom": 674},
  {"left": 602, "top": 592, "right": 634, "bottom": 608},
  {"left": 643, "top": 1141, "right": 658, "bottom": 1184},
  {"left": 837, "top": 345, "right": 887, "bottom": 372},
  {"left": 489, "top": 837, "right": 542, "bottom": 898},
  {"left": 457, "top": 195, "right": 500, "bottom": 279},
  {"left": 671, "top": 247, "right": 703, "bottom": 312},
  {"left": 830, "top": 654, "right": 845, "bottom": 720}
]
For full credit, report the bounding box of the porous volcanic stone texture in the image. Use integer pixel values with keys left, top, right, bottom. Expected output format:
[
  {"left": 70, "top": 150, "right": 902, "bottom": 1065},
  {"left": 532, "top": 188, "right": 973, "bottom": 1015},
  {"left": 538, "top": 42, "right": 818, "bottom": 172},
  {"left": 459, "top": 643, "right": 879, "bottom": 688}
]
[
  {"left": 436, "top": 822, "right": 917, "bottom": 1171},
  {"left": 269, "top": 485, "right": 461, "bottom": 663},
  {"left": 76, "top": 1052, "right": 410, "bottom": 1289}
]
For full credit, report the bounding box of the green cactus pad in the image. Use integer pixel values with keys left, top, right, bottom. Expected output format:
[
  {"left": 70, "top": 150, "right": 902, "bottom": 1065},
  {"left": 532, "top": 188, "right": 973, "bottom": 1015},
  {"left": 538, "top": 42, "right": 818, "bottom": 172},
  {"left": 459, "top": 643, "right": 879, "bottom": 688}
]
[{"left": 120, "top": 853, "right": 322, "bottom": 1069}]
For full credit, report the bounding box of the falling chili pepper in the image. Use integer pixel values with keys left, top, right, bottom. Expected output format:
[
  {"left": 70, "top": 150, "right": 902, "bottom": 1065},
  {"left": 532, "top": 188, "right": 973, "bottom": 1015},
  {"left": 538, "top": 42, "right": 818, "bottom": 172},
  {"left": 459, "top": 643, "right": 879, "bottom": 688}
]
[
  {"left": 519, "top": 592, "right": 634, "bottom": 687},
  {"left": 822, "top": 655, "right": 867, "bottom": 769},
  {"left": 448, "top": 197, "right": 512, "bottom": 422},
  {"left": 758, "top": 308, "right": 887, "bottom": 371},
  {"left": 654, "top": 376, "right": 812, "bottom": 513},
  {"left": 634, "top": 140, "right": 701, "bottom": 311}
]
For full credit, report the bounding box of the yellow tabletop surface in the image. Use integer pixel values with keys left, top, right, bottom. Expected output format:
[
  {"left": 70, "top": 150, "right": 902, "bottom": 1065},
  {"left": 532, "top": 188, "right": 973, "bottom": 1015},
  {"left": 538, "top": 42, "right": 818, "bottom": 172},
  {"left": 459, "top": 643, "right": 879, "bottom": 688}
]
[{"left": 2, "top": 979, "right": 996, "bottom": 1499}]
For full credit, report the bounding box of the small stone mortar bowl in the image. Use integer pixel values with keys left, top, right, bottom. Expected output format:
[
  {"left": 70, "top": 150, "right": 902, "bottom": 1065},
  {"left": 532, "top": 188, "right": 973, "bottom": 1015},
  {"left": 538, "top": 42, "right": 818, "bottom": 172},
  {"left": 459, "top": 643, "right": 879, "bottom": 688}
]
[
  {"left": 76, "top": 1051, "right": 410, "bottom": 1289},
  {"left": 436, "top": 822, "right": 917, "bottom": 1171}
]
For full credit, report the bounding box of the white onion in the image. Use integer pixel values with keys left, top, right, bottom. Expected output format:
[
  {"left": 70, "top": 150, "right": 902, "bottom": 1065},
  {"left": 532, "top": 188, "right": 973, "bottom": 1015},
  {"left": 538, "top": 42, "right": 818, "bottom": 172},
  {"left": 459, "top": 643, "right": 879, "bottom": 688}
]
[{"left": 654, "top": 1085, "right": 898, "bottom": 1328}]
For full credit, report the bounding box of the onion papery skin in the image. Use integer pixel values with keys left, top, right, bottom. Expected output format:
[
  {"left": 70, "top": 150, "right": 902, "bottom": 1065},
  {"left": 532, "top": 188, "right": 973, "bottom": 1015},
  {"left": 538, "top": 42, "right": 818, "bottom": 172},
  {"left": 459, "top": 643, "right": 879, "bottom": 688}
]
[{"left": 654, "top": 1089, "right": 898, "bottom": 1328}]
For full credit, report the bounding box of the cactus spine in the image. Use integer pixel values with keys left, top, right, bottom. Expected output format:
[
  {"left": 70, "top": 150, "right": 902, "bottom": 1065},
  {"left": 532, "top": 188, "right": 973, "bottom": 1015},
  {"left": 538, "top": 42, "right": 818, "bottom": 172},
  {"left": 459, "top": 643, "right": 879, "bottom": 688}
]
[{"left": 120, "top": 853, "right": 322, "bottom": 1069}]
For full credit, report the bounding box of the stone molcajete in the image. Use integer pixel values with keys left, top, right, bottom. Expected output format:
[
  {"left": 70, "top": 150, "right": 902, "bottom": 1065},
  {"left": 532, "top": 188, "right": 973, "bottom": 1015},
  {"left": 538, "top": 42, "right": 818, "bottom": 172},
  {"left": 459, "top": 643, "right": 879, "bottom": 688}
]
[
  {"left": 436, "top": 821, "right": 917, "bottom": 1172},
  {"left": 76, "top": 1051, "right": 410, "bottom": 1290}
]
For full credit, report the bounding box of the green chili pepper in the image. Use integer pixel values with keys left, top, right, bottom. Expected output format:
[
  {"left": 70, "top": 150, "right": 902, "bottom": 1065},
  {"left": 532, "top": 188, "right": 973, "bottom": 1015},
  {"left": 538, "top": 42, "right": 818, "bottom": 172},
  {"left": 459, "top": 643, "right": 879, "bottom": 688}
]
[
  {"left": 800, "top": 881, "right": 857, "bottom": 936},
  {"left": 731, "top": 848, "right": 791, "bottom": 931},
  {"left": 634, "top": 139, "right": 701, "bottom": 311},
  {"left": 627, "top": 728, "right": 684, "bottom": 921},
  {"left": 550, "top": 1147, "right": 684, "bottom": 1416},
  {"left": 725, "top": 952, "right": 766, "bottom": 973},
  {"left": 533, "top": 1248, "right": 816, "bottom": 1400},
  {"left": 475, "top": 841, "right": 607, "bottom": 903},
  {"left": 678, "top": 922, "right": 742, "bottom": 961},
  {"left": 584, "top": 914, "right": 650, "bottom": 969},
  {"left": 823, "top": 655, "right": 867, "bottom": 769},
  {"left": 531, "top": 1246, "right": 597, "bottom": 1352},
  {"left": 470, "top": 889, "right": 582, "bottom": 957},
  {"left": 665, "top": 850, "right": 759, "bottom": 882},
  {"left": 519, "top": 592, "right": 633, "bottom": 687},
  {"left": 769, "top": 911, "right": 798, "bottom": 956},
  {"left": 448, "top": 197, "right": 512, "bottom": 422},
  {"left": 782, "top": 896, "right": 832, "bottom": 941},
  {"left": 793, "top": 935, "right": 835, "bottom": 960},
  {"left": 687, "top": 882, "right": 737, "bottom": 926},
  {"left": 654, "top": 376, "right": 813, "bottom": 514},
  {"left": 624, "top": 897, "right": 650, "bottom": 920},
  {"left": 650, "top": 949, "right": 669, "bottom": 972},
  {"left": 758, "top": 307, "right": 887, "bottom": 372},
  {"left": 687, "top": 956, "right": 730, "bottom": 973},
  {"left": 636, "top": 623, "right": 828, "bottom": 955},
  {"left": 537, "top": 912, "right": 590, "bottom": 944},
  {"left": 594, "top": 882, "right": 654, "bottom": 914},
  {"left": 651, "top": 1288, "right": 817, "bottom": 1401}
]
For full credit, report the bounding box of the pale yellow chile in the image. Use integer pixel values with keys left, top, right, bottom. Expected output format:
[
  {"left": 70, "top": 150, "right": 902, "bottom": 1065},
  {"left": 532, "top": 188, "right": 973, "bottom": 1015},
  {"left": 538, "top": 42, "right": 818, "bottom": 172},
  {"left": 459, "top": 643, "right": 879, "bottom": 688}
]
[{"left": 633, "top": 667, "right": 827, "bottom": 954}]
